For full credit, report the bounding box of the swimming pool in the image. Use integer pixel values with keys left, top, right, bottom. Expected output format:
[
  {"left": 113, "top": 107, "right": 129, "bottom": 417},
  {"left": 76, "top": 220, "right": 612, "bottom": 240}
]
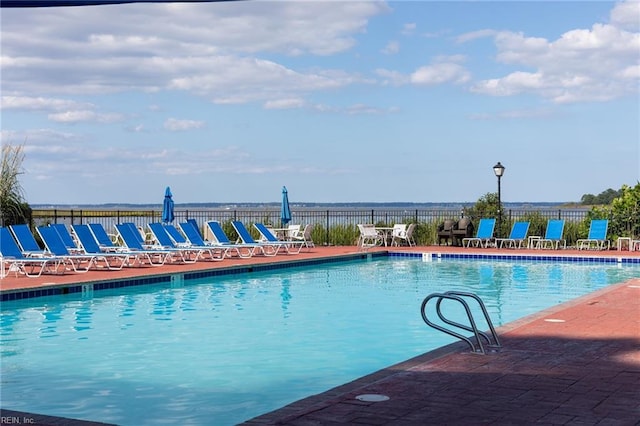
[{"left": 1, "top": 257, "right": 638, "bottom": 425}]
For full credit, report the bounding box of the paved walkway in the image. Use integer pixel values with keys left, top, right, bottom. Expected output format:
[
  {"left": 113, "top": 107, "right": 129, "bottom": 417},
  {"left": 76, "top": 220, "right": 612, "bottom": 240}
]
[{"left": 2, "top": 246, "right": 639, "bottom": 425}]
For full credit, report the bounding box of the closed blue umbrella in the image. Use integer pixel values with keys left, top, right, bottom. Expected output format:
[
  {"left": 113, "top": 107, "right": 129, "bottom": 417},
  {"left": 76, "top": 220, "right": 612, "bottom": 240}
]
[
  {"left": 281, "top": 186, "right": 291, "bottom": 227},
  {"left": 162, "top": 186, "right": 174, "bottom": 224}
]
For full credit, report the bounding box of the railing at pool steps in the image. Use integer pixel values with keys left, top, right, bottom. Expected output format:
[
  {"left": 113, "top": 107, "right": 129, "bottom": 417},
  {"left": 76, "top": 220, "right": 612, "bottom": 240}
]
[{"left": 420, "top": 291, "right": 501, "bottom": 355}]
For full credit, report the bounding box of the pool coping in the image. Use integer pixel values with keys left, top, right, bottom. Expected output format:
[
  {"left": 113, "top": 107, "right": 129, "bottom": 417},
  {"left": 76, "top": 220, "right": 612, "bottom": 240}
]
[{"left": 2, "top": 249, "right": 639, "bottom": 301}]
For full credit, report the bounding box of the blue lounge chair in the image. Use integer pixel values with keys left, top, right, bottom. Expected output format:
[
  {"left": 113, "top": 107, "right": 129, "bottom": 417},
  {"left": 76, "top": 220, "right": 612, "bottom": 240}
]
[
  {"left": 87, "top": 223, "right": 126, "bottom": 253},
  {"left": 496, "top": 221, "right": 530, "bottom": 249},
  {"left": 168, "top": 223, "right": 229, "bottom": 260},
  {"left": 162, "top": 223, "right": 190, "bottom": 247},
  {"left": 203, "top": 221, "right": 256, "bottom": 258},
  {"left": 231, "top": 221, "right": 280, "bottom": 256},
  {"left": 537, "top": 219, "right": 566, "bottom": 249},
  {"left": 9, "top": 224, "right": 47, "bottom": 256},
  {"left": 186, "top": 219, "right": 201, "bottom": 237},
  {"left": 114, "top": 223, "right": 178, "bottom": 266},
  {"left": 577, "top": 219, "right": 610, "bottom": 250},
  {"left": 71, "top": 224, "right": 142, "bottom": 267},
  {"left": 148, "top": 222, "right": 224, "bottom": 262},
  {"left": 36, "top": 225, "right": 101, "bottom": 273},
  {"left": 463, "top": 218, "right": 496, "bottom": 248},
  {"left": 0, "top": 227, "right": 65, "bottom": 277},
  {"left": 50, "top": 223, "right": 81, "bottom": 251},
  {"left": 254, "top": 222, "right": 304, "bottom": 254}
]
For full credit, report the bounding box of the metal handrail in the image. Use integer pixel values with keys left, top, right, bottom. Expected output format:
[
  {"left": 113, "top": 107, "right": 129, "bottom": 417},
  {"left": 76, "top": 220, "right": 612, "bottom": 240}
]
[{"left": 420, "top": 291, "right": 501, "bottom": 354}]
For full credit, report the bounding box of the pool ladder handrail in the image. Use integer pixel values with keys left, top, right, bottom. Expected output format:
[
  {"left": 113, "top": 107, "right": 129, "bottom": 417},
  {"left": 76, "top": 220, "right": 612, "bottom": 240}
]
[{"left": 420, "top": 291, "right": 501, "bottom": 355}]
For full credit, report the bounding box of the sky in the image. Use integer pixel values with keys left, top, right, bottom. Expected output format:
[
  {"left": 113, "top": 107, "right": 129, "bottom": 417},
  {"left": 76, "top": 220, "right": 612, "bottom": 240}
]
[{"left": 1, "top": 0, "right": 639, "bottom": 206}]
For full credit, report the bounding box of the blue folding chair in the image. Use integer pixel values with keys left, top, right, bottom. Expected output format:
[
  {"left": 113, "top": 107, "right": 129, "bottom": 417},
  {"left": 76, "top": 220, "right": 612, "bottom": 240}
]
[
  {"left": 496, "top": 221, "right": 530, "bottom": 249},
  {"left": 463, "top": 218, "right": 496, "bottom": 248},
  {"left": 576, "top": 219, "right": 609, "bottom": 250},
  {"left": 538, "top": 220, "right": 566, "bottom": 249}
]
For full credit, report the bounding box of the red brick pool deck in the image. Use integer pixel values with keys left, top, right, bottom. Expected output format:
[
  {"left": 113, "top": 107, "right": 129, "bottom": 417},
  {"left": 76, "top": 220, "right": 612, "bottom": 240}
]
[{"left": 1, "top": 246, "right": 639, "bottom": 425}]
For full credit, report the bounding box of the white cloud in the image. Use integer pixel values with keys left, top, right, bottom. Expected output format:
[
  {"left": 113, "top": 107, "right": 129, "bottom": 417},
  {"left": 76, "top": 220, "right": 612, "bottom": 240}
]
[
  {"left": 610, "top": 0, "right": 640, "bottom": 31},
  {"left": 264, "top": 98, "right": 306, "bottom": 110},
  {"left": 471, "top": 1, "right": 640, "bottom": 103},
  {"left": 0, "top": 1, "right": 388, "bottom": 107},
  {"left": 163, "top": 118, "right": 205, "bottom": 131},
  {"left": 401, "top": 23, "right": 416, "bottom": 36},
  {"left": 411, "top": 62, "right": 471, "bottom": 86},
  {"left": 469, "top": 108, "right": 556, "bottom": 120},
  {"left": 456, "top": 29, "right": 498, "bottom": 44},
  {"left": 48, "top": 110, "right": 124, "bottom": 123},
  {"left": 381, "top": 41, "right": 400, "bottom": 55},
  {"left": 1, "top": 95, "right": 92, "bottom": 112},
  {"left": 374, "top": 68, "right": 409, "bottom": 86}
]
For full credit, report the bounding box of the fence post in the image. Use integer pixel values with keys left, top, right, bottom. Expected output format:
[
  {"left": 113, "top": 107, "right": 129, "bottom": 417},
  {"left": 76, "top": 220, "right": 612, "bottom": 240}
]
[{"left": 326, "top": 210, "right": 330, "bottom": 246}]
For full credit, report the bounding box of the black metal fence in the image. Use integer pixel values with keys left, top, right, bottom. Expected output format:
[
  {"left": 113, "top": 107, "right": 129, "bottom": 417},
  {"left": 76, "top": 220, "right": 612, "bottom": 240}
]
[{"left": 30, "top": 208, "right": 591, "bottom": 246}]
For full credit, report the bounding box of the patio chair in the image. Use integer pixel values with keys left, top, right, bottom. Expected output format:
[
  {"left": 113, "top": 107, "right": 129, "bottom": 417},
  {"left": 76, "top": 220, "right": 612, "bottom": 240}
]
[
  {"left": 357, "top": 224, "right": 383, "bottom": 250},
  {"left": 50, "top": 223, "right": 82, "bottom": 252},
  {"left": 36, "top": 225, "right": 104, "bottom": 273},
  {"left": 451, "top": 218, "right": 474, "bottom": 246},
  {"left": 160, "top": 223, "right": 226, "bottom": 261},
  {"left": 463, "top": 218, "right": 496, "bottom": 248},
  {"left": 437, "top": 220, "right": 455, "bottom": 246},
  {"left": 88, "top": 223, "right": 121, "bottom": 251},
  {"left": 231, "top": 221, "right": 281, "bottom": 256},
  {"left": 390, "top": 224, "right": 406, "bottom": 246},
  {"left": 178, "top": 221, "right": 213, "bottom": 247},
  {"left": 496, "top": 221, "right": 530, "bottom": 249},
  {"left": 203, "top": 221, "right": 257, "bottom": 258},
  {"left": 186, "top": 219, "right": 201, "bottom": 237},
  {"left": 291, "top": 224, "right": 315, "bottom": 250},
  {"left": 147, "top": 222, "right": 212, "bottom": 263},
  {"left": 286, "top": 224, "right": 302, "bottom": 240},
  {"left": 114, "top": 223, "right": 179, "bottom": 266},
  {"left": 0, "top": 227, "right": 65, "bottom": 277},
  {"left": 392, "top": 223, "right": 416, "bottom": 247},
  {"left": 121, "top": 222, "right": 153, "bottom": 246},
  {"left": 576, "top": 219, "right": 610, "bottom": 250},
  {"left": 9, "top": 224, "right": 47, "bottom": 256},
  {"left": 254, "top": 222, "right": 304, "bottom": 254},
  {"left": 71, "top": 224, "right": 143, "bottom": 267},
  {"left": 537, "top": 219, "right": 566, "bottom": 250}
]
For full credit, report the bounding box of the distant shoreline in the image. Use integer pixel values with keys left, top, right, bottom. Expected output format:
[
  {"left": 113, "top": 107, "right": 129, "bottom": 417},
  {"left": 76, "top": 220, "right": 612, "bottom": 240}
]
[{"left": 31, "top": 201, "right": 584, "bottom": 210}]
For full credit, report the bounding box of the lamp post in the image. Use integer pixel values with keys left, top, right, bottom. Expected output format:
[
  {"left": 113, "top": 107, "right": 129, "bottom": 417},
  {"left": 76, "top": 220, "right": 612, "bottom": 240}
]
[{"left": 493, "top": 162, "right": 505, "bottom": 238}]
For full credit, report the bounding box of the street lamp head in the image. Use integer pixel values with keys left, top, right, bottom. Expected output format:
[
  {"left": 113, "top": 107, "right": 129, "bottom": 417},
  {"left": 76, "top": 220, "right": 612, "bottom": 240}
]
[{"left": 493, "top": 161, "right": 505, "bottom": 178}]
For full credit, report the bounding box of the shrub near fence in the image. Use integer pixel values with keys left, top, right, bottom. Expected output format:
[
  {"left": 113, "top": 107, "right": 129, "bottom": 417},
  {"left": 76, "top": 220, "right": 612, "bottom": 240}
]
[{"left": 29, "top": 208, "right": 592, "bottom": 247}]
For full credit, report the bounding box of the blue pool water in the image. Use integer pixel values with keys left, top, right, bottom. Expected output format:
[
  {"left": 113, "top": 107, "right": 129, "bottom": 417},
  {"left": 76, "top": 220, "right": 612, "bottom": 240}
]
[{"left": 1, "top": 258, "right": 638, "bottom": 425}]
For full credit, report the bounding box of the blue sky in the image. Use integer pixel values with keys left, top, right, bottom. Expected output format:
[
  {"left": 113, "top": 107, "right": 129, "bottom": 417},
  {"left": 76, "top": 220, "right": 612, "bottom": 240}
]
[{"left": 1, "top": 0, "right": 638, "bottom": 205}]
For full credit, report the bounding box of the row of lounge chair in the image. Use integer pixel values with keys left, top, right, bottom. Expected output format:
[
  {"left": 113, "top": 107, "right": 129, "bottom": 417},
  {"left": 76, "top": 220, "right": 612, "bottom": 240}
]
[
  {"left": 0, "top": 221, "right": 315, "bottom": 278},
  {"left": 439, "top": 218, "right": 611, "bottom": 250}
]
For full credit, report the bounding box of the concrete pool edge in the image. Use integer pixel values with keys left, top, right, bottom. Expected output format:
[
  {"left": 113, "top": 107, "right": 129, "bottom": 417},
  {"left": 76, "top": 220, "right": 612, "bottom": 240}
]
[
  {"left": 2, "top": 247, "right": 639, "bottom": 302},
  {"left": 0, "top": 250, "right": 387, "bottom": 301}
]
